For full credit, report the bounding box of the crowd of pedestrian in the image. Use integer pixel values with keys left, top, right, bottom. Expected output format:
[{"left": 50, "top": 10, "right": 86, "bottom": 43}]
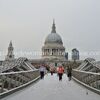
[{"left": 39, "top": 64, "right": 72, "bottom": 81}]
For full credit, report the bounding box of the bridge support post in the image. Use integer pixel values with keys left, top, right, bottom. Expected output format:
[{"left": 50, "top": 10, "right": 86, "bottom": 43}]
[
  {"left": 8, "top": 75, "right": 12, "bottom": 90},
  {"left": 0, "top": 78, "right": 4, "bottom": 93}
]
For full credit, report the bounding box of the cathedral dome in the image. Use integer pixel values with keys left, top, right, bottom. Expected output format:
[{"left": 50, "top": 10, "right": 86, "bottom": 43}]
[
  {"left": 45, "top": 20, "right": 63, "bottom": 45},
  {"left": 45, "top": 32, "right": 63, "bottom": 44}
]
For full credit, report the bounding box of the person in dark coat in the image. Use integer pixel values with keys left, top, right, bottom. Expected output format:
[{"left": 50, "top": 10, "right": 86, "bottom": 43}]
[{"left": 67, "top": 66, "right": 72, "bottom": 81}]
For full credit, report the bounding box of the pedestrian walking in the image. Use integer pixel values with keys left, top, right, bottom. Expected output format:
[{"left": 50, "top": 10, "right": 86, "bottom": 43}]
[
  {"left": 66, "top": 66, "right": 72, "bottom": 81},
  {"left": 50, "top": 66, "right": 55, "bottom": 75},
  {"left": 39, "top": 65, "right": 46, "bottom": 79},
  {"left": 57, "top": 66, "right": 64, "bottom": 81}
]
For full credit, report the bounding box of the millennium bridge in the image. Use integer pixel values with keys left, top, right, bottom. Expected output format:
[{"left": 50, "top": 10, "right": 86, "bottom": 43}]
[{"left": 0, "top": 58, "right": 100, "bottom": 100}]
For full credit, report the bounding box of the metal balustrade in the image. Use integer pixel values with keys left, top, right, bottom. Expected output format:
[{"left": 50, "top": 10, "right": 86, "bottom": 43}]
[
  {"left": 0, "top": 69, "right": 40, "bottom": 97},
  {"left": 72, "top": 69, "right": 100, "bottom": 94},
  {"left": 0, "top": 57, "right": 32, "bottom": 73}
]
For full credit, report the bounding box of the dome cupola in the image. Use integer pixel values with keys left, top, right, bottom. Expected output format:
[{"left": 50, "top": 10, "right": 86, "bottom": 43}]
[{"left": 45, "top": 20, "right": 63, "bottom": 45}]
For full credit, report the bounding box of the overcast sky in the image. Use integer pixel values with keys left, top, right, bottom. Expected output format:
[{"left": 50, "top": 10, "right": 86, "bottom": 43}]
[{"left": 0, "top": 0, "right": 100, "bottom": 60}]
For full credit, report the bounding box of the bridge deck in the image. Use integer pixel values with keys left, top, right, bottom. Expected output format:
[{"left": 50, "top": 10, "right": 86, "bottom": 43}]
[{"left": 2, "top": 74, "right": 100, "bottom": 100}]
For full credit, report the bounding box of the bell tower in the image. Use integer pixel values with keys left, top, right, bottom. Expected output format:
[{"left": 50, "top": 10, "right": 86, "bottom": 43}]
[{"left": 5, "top": 41, "right": 14, "bottom": 61}]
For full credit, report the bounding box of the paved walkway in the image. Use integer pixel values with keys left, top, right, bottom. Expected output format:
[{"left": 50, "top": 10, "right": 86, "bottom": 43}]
[{"left": 2, "top": 74, "right": 100, "bottom": 100}]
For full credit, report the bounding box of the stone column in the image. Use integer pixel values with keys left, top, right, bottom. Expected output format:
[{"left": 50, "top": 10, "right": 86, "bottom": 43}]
[
  {"left": 45, "top": 49, "right": 47, "bottom": 56},
  {"left": 49, "top": 49, "right": 52, "bottom": 56},
  {"left": 44, "top": 49, "right": 46, "bottom": 56},
  {"left": 47, "top": 49, "right": 49, "bottom": 56},
  {"left": 55, "top": 49, "right": 57, "bottom": 56},
  {"left": 58, "top": 49, "right": 60, "bottom": 56},
  {"left": 52, "top": 49, "right": 53, "bottom": 56}
]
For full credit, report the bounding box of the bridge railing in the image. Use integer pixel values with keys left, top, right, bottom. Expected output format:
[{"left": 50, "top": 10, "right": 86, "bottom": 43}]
[
  {"left": 72, "top": 69, "right": 100, "bottom": 94},
  {"left": 0, "top": 69, "right": 40, "bottom": 97}
]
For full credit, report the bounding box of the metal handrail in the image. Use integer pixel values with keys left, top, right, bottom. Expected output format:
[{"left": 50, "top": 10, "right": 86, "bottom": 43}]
[
  {"left": 72, "top": 69, "right": 100, "bottom": 94},
  {"left": 0, "top": 69, "right": 40, "bottom": 96},
  {"left": 73, "top": 69, "right": 100, "bottom": 75},
  {"left": 0, "top": 69, "right": 39, "bottom": 75}
]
